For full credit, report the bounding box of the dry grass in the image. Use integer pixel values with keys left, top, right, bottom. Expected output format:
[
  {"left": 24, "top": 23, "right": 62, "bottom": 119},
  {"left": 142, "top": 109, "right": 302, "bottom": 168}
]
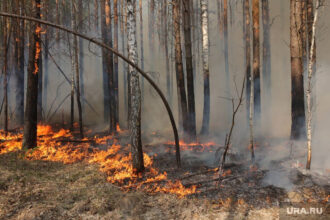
[{"left": 2, "top": 152, "right": 323, "bottom": 220}]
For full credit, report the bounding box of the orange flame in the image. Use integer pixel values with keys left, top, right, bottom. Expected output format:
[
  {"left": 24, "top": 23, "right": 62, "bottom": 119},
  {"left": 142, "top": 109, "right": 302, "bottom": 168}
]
[{"left": 0, "top": 125, "right": 197, "bottom": 197}]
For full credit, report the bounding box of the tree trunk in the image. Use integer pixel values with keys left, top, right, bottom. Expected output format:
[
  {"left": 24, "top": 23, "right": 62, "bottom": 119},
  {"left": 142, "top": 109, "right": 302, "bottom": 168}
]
[
  {"left": 127, "top": 0, "right": 144, "bottom": 173},
  {"left": 37, "top": 45, "right": 43, "bottom": 121},
  {"left": 114, "top": 0, "right": 119, "bottom": 130},
  {"left": 2, "top": 0, "right": 9, "bottom": 135},
  {"left": 244, "top": 0, "right": 252, "bottom": 124},
  {"left": 182, "top": 0, "right": 196, "bottom": 139},
  {"left": 290, "top": 0, "right": 306, "bottom": 140},
  {"left": 262, "top": 0, "right": 271, "bottom": 98},
  {"left": 55, "top": 0, "right": 60, "bottom": 42},
  {"left": 71, "top": 0, "right": 84, "bottom": 138},
  {"left": 106, "top": 0, "right": 115, "bottom": 133},
  {"left": 223, "top": 0, "right": 230, "bottom": 92},
  {"left": 23, "top": 0, "right": 42, "bottom": 149},
  {"left": 139, "top": 0, "right": 144, "bottom": 102},
  {"left": 164, "top": 3, "right": 171, "bottom": 105},
  {"left": 306, "top": 0, "right": 319, "bottom": 170},
  {"left": 252, "top": 0, "right": 261, "bottom": 123},
  {"left": 14, "top": 0, "right": 25, "bottom": 126},
  {"left": 78, "top": 0, "right": 85, "bottom": 113},
  {"left": 307, "top": 0, "right": 316, "bottom": 105},
  {"left": 94, "top": 0, "right": 99, "bottom": 30},
  {"left": 200, "top": 0, "right": 210, "bottom": 135},
  {"left": 173, "top": 0, "right": 188, "bottom": 133}
]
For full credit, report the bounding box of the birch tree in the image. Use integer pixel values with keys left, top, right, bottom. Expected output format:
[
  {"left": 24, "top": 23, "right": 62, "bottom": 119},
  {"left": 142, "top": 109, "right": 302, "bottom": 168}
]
[
  {"left": 127, "top": 0, "right": 144, "bottom": 173},
  {"left": 200, "top": 0, "right": 210, "bottom": 135},
  {"left": 306, "top": 0, "right": 320, "bottom": 170}
]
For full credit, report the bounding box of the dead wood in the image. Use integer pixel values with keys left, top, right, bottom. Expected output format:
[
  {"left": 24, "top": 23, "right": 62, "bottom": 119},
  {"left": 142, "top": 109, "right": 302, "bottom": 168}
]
[{"left": 218, "top": 76, "right": 246, "bottom": 178}]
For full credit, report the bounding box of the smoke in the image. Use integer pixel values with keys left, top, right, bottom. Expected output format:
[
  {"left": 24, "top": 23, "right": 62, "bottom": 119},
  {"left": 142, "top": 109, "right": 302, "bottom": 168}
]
[{"left": 1, "top": 0, "right": 329, "bottom": 179}]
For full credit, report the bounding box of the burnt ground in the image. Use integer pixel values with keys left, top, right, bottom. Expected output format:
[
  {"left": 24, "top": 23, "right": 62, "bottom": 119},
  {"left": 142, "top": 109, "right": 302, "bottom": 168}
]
[{"left": 0, "top": 134, "right": 329, "bottom": 219}]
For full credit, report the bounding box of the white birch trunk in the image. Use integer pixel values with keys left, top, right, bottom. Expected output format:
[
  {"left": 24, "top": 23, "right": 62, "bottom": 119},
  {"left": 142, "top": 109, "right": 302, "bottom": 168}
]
[
  {"left": 127, "top": 0, "right": 144, "bottom": 172},
  {"left": 306, "top": 0, "right": 320, "bottom": 170},
  {"left": 200, "top": 0, "right": 210, "bottom": 134}
]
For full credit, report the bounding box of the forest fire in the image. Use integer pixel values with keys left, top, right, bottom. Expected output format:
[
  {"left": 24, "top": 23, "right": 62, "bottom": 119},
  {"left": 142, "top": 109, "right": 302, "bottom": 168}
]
[
  {"left": 166, "top": 140, "right": 219, "bottom": 152},
  {"left": 0, "top": 125, "right": 197, "bottom": 197}
]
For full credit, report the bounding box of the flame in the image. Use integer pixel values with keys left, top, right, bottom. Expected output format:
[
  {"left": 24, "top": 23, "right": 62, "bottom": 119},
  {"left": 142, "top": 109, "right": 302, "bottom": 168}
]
[
  {"left": 0, "top": 125, "right": 197, "bottom": 197},
  {"left": 166, "top": 140, "right": 219, "bottom": 152},
  {"left": 33, "top": 26, "right": 42, "bottom": 75}
]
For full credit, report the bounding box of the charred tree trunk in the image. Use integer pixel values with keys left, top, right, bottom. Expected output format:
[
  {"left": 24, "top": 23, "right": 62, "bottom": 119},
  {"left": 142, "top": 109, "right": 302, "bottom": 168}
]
[
  {"left": 106, "top": 0, "right": 115, "bottom": 133},
  {"left": 127, "top": 0, "right": 144, "bottom": 173},
  {"left": 223, "top": 0, "right": 230, "bottom": 92},
  {"left": 164, "top": 3, "right": 171, "bottom": 104},
  {"left": 244, "top": 0, "right": 252, "bottom": 123},
  {"left": 2, "top": 0, "right": 9, "bottom": 135},
  {"left": 23, "top": 0, "right": 42, "bottom": 149},
  {"left": 71, "top": 0, "right": 84, "bottom": 138},
  {"left": 173, "top": 0, "right": 188, "bottom": 133},
  {"left": 43, "top": 0, "right": 49, "bottom": 116},
  {"left": 139, "top": 0, "right": 144, "bottom": 102},
  {"left": 200, "top": 0, "right": 210, "bottom": 135},
  {"left": 182, "top": 0, "right": 196, "bottom": 139},
  {"left": 252, "top": 0, "right": 261, "bottom": 123},
  {"left": 290, "top": 0, "right": 306, "bottom": 140},
  {"left": 14, "top": 0, "right": 25, "bottom": 126},
  {"left": 37, "top": 47, "right": 43, "bottom": 121},
  {"left": 114, "top": 0, "right": 119, "bottom": 130},
  {"left": 262, "top": 0, "right": 271, "bottom": 98},
  {"left": 78, "top": 0, "right": 85, "bottom": 113}
]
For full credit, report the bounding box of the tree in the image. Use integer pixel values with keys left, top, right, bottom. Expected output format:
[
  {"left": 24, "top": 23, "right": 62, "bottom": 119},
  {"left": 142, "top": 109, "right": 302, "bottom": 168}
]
[
  {"left": 23, "top": 0, "right": 42, "bottom": 149},
  {"left": 13, "top": 0, "right": 25, "bottom": 126},
  {"left": 114, "top": 0, "right": 119, "bottom": 129},
  {"left": 101, "top": 0, "right": 115, "bottom": 132},
  {"left": 290, "top": 0, "right": 306, "bottom": 139},
  {"left": 306, "top": 0, "right": 320, "bottom": 170},
  {"left": 223, "top": 0, "right": 230, "bottom": 94},
  {"left": 244, "top": 0, "right": 251, "bottom": 122},
  {"left": 262, "top": 0, "right": 271, "bottom": 97},
  {"left": 173, "top": 0, "right": 188, "bottom": 134},
  {"left": 182, "top": 0, "right": 196, "bottom": 139},
  {"left": 127, "top": 0, "right": 144, "bottom": 173},
  {"left": 252, "top": 0, "right": 261, "bottom": 122},
  {"left": 71, "top": 0, "right": 84, "bottom": 138},
  {"left": 2, "top": 0, "right": 9, "bottom": 136},
  {"left": 200, "top": 0, "right": 210, "bottom": 135}
]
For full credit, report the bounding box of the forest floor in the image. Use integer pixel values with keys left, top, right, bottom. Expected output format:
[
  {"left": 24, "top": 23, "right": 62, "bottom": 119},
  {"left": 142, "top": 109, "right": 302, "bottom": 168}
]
[{"left": 0, "top": 148, "right": 329, "bottom": 220}]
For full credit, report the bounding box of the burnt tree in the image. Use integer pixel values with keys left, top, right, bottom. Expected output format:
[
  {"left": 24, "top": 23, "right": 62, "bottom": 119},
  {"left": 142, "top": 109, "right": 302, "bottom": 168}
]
[
  {"left": 290, "top": 0, "right": 306, "bottom": 139},
  {"left": 23, "top": 0, "right": 42, "bottom": 149}
]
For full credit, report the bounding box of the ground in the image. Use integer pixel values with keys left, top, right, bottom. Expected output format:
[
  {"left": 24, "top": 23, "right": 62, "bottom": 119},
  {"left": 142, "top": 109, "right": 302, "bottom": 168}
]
[{"left": 0, "top": 151, "right": 328, "bottom": 220}]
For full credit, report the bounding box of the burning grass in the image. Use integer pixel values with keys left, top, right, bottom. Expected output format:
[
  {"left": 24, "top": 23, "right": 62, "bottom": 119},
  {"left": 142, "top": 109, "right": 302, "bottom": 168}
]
[
  {"left": 0, "top": 125, "right": 197, "bottom": 197},
  {"left": 1, "top": 125, "right": 329, "bottom": 219}
]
